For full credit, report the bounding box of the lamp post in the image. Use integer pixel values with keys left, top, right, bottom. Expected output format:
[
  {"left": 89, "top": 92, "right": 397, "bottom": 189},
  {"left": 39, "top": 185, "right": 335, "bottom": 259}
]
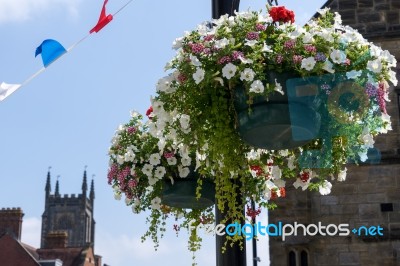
[{"left": 211, "top": 1, "right": 246, "bottom": 266}]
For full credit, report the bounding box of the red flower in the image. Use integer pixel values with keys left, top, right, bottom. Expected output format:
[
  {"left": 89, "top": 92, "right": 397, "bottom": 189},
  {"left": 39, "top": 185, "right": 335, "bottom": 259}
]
[
  {"left": 250, "top": 165, "right": 263, "bottom": 176},
  {"left": 146, "top": 106, "right": 153, "bottom": 119},
  {"left": 300, "top": 171, "right": 310, "bottom": 182},
  {"left": 279, "top": 187, "right": 286, "bottom": 198},
  {"left": 269, "top": 6, "right": 295, "bottom": 24}
]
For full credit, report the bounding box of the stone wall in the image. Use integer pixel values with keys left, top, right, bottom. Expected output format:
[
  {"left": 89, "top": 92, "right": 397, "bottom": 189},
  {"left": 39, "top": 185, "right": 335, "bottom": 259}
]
[{"left": 269, "top": 0, "right": 400, "bottom": 265}]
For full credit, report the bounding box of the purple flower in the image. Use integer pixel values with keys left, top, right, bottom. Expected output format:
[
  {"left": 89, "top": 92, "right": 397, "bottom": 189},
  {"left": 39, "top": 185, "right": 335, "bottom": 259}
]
[
  {"left": 314, "top": 52, "right": 326, "bottom": 62},
  {"left": 365, "top": 83, "right": 377, "bottom": 97}
]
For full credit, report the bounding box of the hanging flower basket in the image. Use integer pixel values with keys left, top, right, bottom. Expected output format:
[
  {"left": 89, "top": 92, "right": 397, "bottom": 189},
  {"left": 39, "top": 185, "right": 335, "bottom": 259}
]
[
  {"left": 162, "top": 174, "right": 215, "bottom": 209},
  {"left": 107, "top": 3, "right": 397, "bottom": 263},
  {"left": 234, "top": 71, "right": 321, "bottom": 149}
]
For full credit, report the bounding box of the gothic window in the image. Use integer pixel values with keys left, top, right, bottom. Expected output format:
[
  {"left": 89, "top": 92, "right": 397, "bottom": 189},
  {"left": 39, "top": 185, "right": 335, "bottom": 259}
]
[
  {"left": 288, "top": 250, "right": 296, "bottom": 266},
  {"left": 300, "top": 250, "right": 309, "bottom": 266},
  {"left": 287, "top": 248, "right": 309, "bottom": 266},
  {"left": 57, "top": 214, "right": 74, "bottom": 230}
]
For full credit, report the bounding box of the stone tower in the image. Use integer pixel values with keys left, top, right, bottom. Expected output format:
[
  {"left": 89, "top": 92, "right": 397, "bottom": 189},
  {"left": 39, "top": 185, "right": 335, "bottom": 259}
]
[
  {"left": 41, "top": 169, "right": 96, "bottom": 249},
  {"left": 268, "top": 1, "right": 400, "bottom": 265}
]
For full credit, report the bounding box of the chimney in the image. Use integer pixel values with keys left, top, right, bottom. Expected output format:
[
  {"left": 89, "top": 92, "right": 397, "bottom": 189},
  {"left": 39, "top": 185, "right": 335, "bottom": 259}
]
[
  {"left": 45, "top": 231, "right": 68, "bottom": 249},
  {"left": 0, "top": 207, "right": 24, "bottom": 240}
]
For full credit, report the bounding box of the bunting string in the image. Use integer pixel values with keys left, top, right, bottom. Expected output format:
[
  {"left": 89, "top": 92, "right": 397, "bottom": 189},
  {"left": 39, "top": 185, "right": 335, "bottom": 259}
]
[{"left": 0, "top": 0, "right": 134, "bottom": 102}]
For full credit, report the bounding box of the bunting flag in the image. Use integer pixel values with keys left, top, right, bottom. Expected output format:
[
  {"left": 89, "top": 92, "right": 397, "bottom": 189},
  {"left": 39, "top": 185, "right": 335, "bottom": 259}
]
[
  {"left": 90, "top": 0, "right": 114, "bottom": 33},
  {"left": 0, "top": 0, "right": 134, "bottom": 102},
  {"left": 35, "top": 39, "right": 67, "bottom": 67},
  {"left": 0, "top": 82, "right": 22, "bottom": 101}
]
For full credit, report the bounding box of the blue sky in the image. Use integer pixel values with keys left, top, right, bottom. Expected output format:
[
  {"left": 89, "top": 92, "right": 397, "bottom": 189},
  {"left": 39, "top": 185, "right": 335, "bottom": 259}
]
[{"left": 0, "top": 0, "right": 326, "bottom": 265}]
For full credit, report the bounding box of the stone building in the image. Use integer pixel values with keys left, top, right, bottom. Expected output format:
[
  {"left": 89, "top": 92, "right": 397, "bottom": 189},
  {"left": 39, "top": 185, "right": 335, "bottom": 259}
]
[
  {"left": 41, "top": 170, "right": 95, "bottom": 249},
  {"left": 268, "top": 0, "right": 400, "bottom": 266},
  {"left": 0, "top": 170, "right": 102, "bottom": 266}
]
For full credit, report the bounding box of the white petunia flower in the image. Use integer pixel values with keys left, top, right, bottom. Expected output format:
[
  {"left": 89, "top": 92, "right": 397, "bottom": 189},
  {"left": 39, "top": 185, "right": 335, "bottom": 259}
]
[
  {"left": 156, "top": 75, "right": 175, "bottom": 93},
  {"left": 124, "top": 150, "right": 136, "bottom": 162},
  {"left": 193, "top": 68, "right": 205, "bottom": 84},
  {"left": 262, "top": 43, "right": 273, "bottom": 52},
  {"left": 117, "top": 155, "right": 125, "bottom": 165},
  {"left": 367, "top": 59, "right": 383, "bottom": 73},
  {"left": 249, "top": 80, "right": 264, "bottom": 93},
  {"left": 181, "top": 156, "right": 192, "bottom": 167},
  {"left": 240, "top": 68, "right": 255, "bottom": 82},
  {"left": 302, "top": 32, "right": 314, "bottom": 43},
  {"left": 317, "top": 7, "right": 330, "bottom": 16},
  {"left": 130, "top": 110, "right": 140, "bottom": 117},
  {"left": 154, "top": 166, "right": 166, "bottom": 179},
  {"left": 179, "top": 114, "right": 190, "bottom": 130},
  {"left": 323, "top": 60, "right": 335, "bottom": 73},
  {"left": 214, "top": 38, "right": 229, "bottom": 49},
  {"left": 150, "top": 197, "right": 162, "bottom": 210},
  {"left": 167, "top": 157, "right": 177, "bottom": 165},
  {"left": 301, "top": 57, "right": 316, "bottom": 71},
  {"left": 346, "top": 70, "right": 362, "bottom": 79},
  {"left": 114, "top": 193, "right": 122, "bottom": 201},
  {"left": 337, "top": 167, "right": 347, "bottom": 182},
  {"left": 148, "top": 176, "right": 158, "bottom": 186},
  {"left": 358, "top": 150, "right": 368, "bottom": 162},
  {"left": 149, "top": 153, "right": 161, "bottom": 166},
  {"left": 319, "top": 180, "right": 332, "bottom": 195},
  {"left": 245, "top": 39, "right": 258, "bottom": 47},
  {"left": 274, "top": 79, "right": 284, "bottom": 95},
  {"left": 172, "top": 37, "right": 184, "bottom": 50},
  {"left": 142, "top": 163, "right": 153, "bottom": 177},
  {"left": 190, "top": 55, "right": 202, "bottom": 67},
  {"left": 287, "top": 156, "right": 296, "bottom": 170},
  {"left": 178, "top": 165, "right": 190, "bottom": 178},
  {"left": 388, "top": 70, "right": 398, "bottom": 86},
  {"left": 222, "top": 63, "right": 237, "bottom": 80},
  {"left": 330, "top": 49, "right": 347, "bottom": 64}
]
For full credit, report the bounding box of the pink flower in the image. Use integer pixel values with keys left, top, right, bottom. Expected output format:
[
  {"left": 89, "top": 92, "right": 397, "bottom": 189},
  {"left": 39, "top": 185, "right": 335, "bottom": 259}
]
[
  {"left": 284, "top": 40, "right": 296, "bottom": 49},
  {"left": 190, "top": 43, "right": 205, "bottom": 54},
  {"left": 292, "top": 55, "right": 303, "bottom": 64},
  {"left": 217, "top": 55, "right": 231, "bottom": 65},
  {"left": 304, "top": 44, "right": 317, "bottom": 54},
  {"left": 275, "top": 54, "right": 284, "bottom": 64},
  {"left": 246, "top": 32, "right": 259, "bottom": 40},
  {"left": 127, "top": 127, "right": 136, "bottom": 134},
  {"left": 255, "top": 23, "right": 266, "bottom": 31}
]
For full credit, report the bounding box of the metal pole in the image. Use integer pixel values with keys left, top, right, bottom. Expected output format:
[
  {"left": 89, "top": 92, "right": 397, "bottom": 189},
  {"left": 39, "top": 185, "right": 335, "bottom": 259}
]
[
  {"left": 212, "top": 0, "right": 240, "bottom": 19},
  {"left": 215, "top": 181, "right": 246, "bottom": 266},
  {"left": 212, "top": 1, "right": 245, "bottom": 266},
  {"left": 251, "top": 199, "right": 258, "bottom": 266}
]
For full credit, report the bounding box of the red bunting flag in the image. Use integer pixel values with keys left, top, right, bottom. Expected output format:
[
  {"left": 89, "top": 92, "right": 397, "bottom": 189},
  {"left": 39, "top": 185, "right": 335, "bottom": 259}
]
[{"left": 90, "top": 0, "right": 113, "bottom": 34}]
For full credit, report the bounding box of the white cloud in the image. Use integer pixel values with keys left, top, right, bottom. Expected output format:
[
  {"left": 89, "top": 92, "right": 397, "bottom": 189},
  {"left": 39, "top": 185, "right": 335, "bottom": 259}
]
[
  {"left": 0, "top": 0, "right": 81, "bottom": 24},
  {"left": 95, "top": 228, "right": 216, "bottom": 266},
  {"left": 21, "top": 216, "right": 41, "bottom": 248}
]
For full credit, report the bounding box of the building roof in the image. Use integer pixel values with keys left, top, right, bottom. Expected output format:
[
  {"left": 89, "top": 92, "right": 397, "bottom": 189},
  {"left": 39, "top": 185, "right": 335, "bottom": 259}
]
[{"left": 0, "top": 232, "right": 41, "bottom": 266}]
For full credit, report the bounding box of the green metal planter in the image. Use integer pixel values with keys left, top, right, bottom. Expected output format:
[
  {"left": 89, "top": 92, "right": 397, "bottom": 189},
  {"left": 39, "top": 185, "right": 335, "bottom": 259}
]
[
  {"left": 234, "top": 71, "right": 321, "bottom": 150},
  {"left": 162, "top": 174, "right": 215, "bottom": 209}
]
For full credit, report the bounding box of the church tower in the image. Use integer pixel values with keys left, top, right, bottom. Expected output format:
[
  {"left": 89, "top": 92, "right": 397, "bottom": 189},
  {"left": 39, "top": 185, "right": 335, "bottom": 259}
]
[{"left": 41, "top": 168, "right": 96, "bottom": 249}]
